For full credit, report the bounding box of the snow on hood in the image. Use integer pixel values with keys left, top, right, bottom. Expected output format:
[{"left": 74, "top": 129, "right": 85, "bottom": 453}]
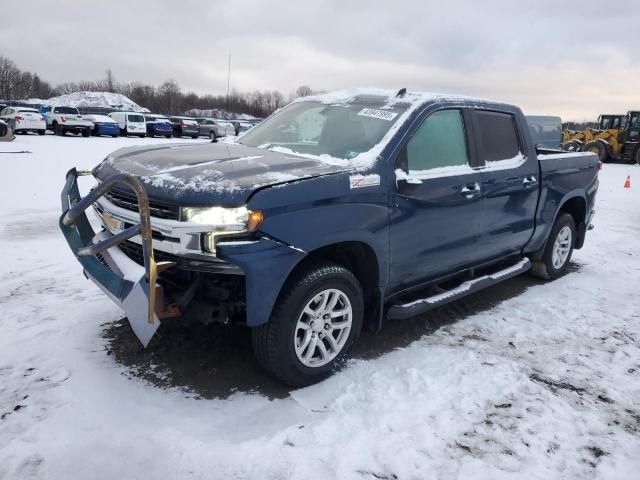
[{"left": 94, "top": 142, "right": 351, "bottom": 206}]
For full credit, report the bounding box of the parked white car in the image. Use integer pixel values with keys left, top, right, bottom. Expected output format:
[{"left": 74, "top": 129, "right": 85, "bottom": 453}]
[
  {"left": 0, "top": 107, "right": 46, "bottom": 135},
  {"left": 43, "top": 106, "right": 93, "bottom": 136},
  {"left": 108, "top": 112, "right": 147, "bottom": 137}
]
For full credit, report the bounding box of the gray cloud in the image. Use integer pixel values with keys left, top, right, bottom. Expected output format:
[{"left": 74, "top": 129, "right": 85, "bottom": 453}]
[{"left": 2, "top": 0, "right": 639, "bottom": 120}]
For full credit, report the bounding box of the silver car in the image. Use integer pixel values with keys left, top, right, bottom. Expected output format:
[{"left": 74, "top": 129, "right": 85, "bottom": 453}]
[{"left": 196, "top": 118, "right": 236, "bottom": 139}]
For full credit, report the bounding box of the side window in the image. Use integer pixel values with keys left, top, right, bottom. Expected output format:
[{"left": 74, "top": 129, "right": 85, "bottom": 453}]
[
  {"left": 406, "top": 110, "right": 469, "bottom": 172},
  {"left": 600, "top": 117, "right": 611, "bottom": 130},
  {"left": 475, "top": 111, "right": 521, "bottom": 163}
]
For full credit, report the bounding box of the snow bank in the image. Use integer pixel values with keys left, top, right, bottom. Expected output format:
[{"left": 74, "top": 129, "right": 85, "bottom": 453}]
[{"left": 26, "top": 91, "right": 148, "bottom": 112}]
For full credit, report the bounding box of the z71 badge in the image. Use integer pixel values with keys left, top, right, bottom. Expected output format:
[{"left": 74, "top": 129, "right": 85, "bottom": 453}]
[{"left": 349, "top": 174, "right": 381, "bottom": 189}]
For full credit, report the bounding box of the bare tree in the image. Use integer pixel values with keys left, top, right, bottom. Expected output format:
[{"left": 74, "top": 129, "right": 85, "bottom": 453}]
[
  {"left": 295, "top": 85, "right": 313, "bottom": 98},
  {"left": 105, "top": 69, "right": 116, "bottom": 93},
  {"left": 158, "top": 80, "right": 181, "bottom": 114},
  {"left": 0, "top": 56, "right": 21, "bottom": 100}
]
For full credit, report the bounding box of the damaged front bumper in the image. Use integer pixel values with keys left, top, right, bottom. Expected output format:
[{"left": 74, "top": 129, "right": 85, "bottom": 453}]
[{"left": 59, "top": 168, "right": 177, "bottom": 346}]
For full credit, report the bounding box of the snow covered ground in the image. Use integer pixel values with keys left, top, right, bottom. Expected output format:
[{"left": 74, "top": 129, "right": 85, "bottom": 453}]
[{"left": 0, "top": 134, "right": 639, "bottom": 479}]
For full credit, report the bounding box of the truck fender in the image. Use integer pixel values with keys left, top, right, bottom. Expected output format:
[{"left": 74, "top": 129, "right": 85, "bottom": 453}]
[{"left": 528, "top": 190, "right": 587, "bottom": 260}]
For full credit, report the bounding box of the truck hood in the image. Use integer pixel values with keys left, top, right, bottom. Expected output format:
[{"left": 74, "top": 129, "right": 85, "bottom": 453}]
[{"left": 94, "top": 142, "right": 351, "bottom": 206}]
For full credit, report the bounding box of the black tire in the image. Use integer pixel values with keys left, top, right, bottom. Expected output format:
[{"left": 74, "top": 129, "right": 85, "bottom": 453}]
[
  {"left": 38, "top": 130, "right": 45, "bottom": 136},
  {"left": 584, "top": 141, "right": 608, "bottom": 162},
  {"left": 82, "top": 128, "right": 90, "bottom": 137},
  {"left": 191, "top": 135, "right": 198, "bottom": 139},
  {"left": 252, "top": 261, "right": 364, "bottom": 387},
  {"left": 530, "top": 213, "right": 576, "bottom": 280},
  {"left": 54, "top": 123, "right": 64, "bottom": 136},
  {"left": 562, "top": 140, "right": 582, "bottom": 152},
  {"left": 209, "top": 131, "right": 215, "bottom": 140},
  {"left": 635, "top": 148, "right": 640, "bottom": 166},
  {"left": 165, "top": 134, "right": 172, "bottom": 139}
]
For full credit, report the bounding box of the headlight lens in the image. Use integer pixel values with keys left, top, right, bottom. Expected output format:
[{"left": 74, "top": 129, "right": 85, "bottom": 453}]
[{"left": 182, "top": 206, "right": 250, "bottom": 231}]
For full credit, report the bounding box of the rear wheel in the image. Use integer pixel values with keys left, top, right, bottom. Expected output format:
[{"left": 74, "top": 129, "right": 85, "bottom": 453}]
[
  {"left": 584, "top": 141, "right": 608, "bottom": 162},
  {"left": 530, "top": 213, "right": 576, "bottom": 280},
  {"left": 635, "top": 148, "right": 640, "bottom": 165},
  {"left": 165, "top": 134, "right": 172, "bottom": 139},
  {"left": 82, "top": 128, "right": 90, "bottom": 137},
  {"left": 252, "top": 261, "right": 363, "bottom": 387},
  {"left": 209, "top": 131, "right": 215, "bottom": 140},
  {"left": 38, "top": 130, "right": 45, "bottom": 136}
]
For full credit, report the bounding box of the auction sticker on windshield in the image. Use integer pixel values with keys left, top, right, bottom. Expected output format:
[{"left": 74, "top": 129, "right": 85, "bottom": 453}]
[{"left": 357, "top": 108, "right": 398, "bottom": 121}]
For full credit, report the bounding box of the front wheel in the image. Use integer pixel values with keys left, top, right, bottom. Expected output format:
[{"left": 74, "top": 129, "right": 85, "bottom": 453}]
[
  {"left": 252, "top": 261, "right": 363, "bottom": 387},
  {"left": 584, "top": 141, "right": 608, "bottom": 162},
  {"left": 530, "top": 213, "right": 576, "bottom": 280}
]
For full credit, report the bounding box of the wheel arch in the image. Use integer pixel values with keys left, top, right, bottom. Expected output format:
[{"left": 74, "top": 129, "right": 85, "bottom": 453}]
[{"left": 283, "top": 240, "right": 383, "bottom": 332}]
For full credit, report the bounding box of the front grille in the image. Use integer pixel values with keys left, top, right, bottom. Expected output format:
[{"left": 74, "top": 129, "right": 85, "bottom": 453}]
[
  {"left": 105, "top": 187, "right": 180, "bottom": 220},
  {"left": 118, "top": 240, "right": 179, "bottom": 266}
]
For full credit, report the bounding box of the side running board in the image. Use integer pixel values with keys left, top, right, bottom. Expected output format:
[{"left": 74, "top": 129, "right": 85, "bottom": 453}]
[{"left": 387, "top": 258, "right": 531, "bottom": 320}]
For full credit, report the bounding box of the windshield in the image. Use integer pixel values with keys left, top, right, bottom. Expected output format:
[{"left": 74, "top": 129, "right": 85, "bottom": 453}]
[
  {"left": 239, "top": 99, "right": 408, "bottom": 160},
  {"left": 55, "top": 107, "right": 79, "bottom": 114}
]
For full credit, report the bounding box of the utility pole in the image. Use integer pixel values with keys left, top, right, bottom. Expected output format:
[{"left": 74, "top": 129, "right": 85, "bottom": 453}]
[{"left": 226, "top": 54, "right": 231, "bottom": 114}]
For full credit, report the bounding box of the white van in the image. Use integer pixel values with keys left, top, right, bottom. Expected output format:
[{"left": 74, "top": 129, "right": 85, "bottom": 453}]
[{"left": 108, "top": 112, "right": 147, "bottom": 137}]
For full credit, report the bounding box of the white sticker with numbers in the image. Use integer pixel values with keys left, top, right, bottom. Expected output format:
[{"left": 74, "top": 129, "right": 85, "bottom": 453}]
[{"left": 357, "top": 108, "right": 398, "bottom": 121}]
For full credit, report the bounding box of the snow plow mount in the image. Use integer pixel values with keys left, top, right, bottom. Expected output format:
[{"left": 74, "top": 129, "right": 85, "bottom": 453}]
[{"left": 59, "top": 168, "right": 176, "bottom": 346}]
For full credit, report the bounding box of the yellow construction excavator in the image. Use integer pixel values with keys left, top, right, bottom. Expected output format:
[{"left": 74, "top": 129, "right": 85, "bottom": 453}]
[{"left": 563, "top": 111, "right": 640, "bottom": 163}]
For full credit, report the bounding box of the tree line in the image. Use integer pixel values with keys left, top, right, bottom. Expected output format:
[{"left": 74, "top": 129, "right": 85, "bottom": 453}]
[{"left": 0, "top": 56, "right": 314, "bottom": 118}]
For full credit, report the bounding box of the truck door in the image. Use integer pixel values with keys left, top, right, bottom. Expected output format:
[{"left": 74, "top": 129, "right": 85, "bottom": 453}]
[
  {"left": 474, "top": 110, "right": 539, "bottom": 262},
  {"left": 389, "top": 108, "right": 483, "bottom": 293}
]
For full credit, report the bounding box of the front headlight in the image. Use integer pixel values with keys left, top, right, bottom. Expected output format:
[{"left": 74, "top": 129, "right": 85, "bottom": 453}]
[
  {"left": 181, "top": 206, "right": 264, "bottom": 232},
  {"left": 182, "top": 206, "right": 248, "bottom": 231}
]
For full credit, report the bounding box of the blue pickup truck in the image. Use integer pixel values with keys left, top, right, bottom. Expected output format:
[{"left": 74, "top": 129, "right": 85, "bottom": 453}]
[{"left": 60, "top": 89, "right": 599, "bottom": 386}]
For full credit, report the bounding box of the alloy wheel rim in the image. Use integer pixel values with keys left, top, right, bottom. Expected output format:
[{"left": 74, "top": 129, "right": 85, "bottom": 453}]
[
  {"left": 294, "top": 288, "right": 352, "bottom": 368},
  {"left": 552, "top": 225, "right": 572, "bottom": 269}
]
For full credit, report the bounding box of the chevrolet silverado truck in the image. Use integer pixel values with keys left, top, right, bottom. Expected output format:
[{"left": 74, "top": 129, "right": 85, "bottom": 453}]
[
  {"left": 60, "top": 89, "right": 599, "bottom": 386},
  {"left": 41, "top": 105, "right": 93, "bottom": 136}
]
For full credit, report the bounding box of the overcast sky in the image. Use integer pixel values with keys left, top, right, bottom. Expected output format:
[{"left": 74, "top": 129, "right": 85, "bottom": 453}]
[{"left": 2, "top": 0, "right": 639, "bottom": 120}]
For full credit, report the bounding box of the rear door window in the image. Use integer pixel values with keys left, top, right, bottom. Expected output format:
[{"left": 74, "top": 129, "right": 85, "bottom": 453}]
[
  {"left": 474, "top": 111, "right": 521, "bottom": 164},
  {"left": 405, "top": 109, "right": 469, "bottom": 172}
]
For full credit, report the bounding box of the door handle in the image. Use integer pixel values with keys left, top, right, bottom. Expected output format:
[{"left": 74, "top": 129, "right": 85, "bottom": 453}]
[
  {"left": 460, "top": 182, "right": 481, "bottom": 199},
  {"left": 522, "top": 176, "right": 537, "bottom": 186}
]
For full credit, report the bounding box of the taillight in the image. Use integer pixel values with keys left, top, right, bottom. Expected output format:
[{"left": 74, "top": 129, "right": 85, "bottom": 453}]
[
  {"left": 15, "top": 115, "right": 23, "bottom": 121},
  {"left": 60, "top": 116, "right": 66, "bottom": 123},
  {"left": 181, "top": 123, "right": 187, "bottom": 127}
]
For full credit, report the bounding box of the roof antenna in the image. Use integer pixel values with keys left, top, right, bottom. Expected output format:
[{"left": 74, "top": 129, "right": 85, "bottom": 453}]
[{"left": 396, "top": 88, "right": 407, "bottom": 98}]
